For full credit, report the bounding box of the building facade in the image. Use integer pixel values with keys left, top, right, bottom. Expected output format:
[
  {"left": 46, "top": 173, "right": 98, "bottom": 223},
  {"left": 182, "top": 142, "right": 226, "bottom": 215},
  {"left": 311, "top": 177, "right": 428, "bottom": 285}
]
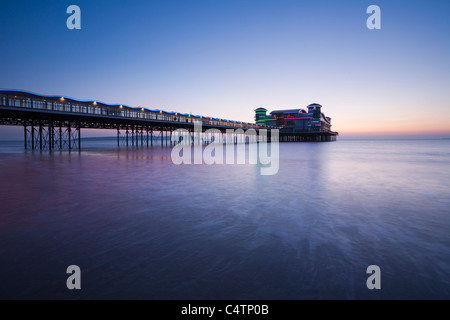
[{"left": 255, "top": 104, "right": 333, "bottom": 133}]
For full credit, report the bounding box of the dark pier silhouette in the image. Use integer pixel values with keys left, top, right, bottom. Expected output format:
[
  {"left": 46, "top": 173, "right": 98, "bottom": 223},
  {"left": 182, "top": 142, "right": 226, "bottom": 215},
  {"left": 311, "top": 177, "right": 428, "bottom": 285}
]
[{"left": 0, "top": 90, "right": 337, "bottom": 150}]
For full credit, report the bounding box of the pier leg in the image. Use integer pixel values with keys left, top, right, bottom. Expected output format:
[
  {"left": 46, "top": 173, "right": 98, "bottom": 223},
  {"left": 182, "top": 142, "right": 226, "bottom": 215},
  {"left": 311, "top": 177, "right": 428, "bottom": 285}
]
[
  {"left": 59, "top": 125, "right": 62, "bottom": 149},
  {"left": 24, "top": 124, "right": 27, "bottom": 150},
  {"left": 77, "top": 126, "right": 81, "bottom": 149},
  {"left": 31, "top": 124, "right": 35, "bottom": 150},
  {"left": 39, "top": 125, "right": 43, "bottom": 151},
  {"left": 49, "top": 123, "right": 53, "bottom": 151},
  {"left": 68, "top": 126, "right": 71, "bottom": 150}
]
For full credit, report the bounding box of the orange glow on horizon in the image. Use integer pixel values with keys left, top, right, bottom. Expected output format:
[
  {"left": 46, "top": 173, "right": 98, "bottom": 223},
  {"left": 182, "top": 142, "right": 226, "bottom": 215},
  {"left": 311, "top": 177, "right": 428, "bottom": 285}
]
[{"left": 338, "top": 128, "right": 450, "bottom": 136}]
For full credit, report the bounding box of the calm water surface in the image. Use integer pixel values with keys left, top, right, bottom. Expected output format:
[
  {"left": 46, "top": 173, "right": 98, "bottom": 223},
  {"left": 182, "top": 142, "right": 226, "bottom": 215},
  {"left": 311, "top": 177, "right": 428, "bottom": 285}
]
[{"left": 0, "top": 138, "right": 449, "bottom": 299}]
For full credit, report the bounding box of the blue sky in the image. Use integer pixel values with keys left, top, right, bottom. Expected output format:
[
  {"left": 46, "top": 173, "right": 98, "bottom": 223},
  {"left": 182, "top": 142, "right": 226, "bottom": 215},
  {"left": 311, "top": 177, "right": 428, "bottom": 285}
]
[{"left": 1, "top": 0, "right": 450, "bottom": 138}]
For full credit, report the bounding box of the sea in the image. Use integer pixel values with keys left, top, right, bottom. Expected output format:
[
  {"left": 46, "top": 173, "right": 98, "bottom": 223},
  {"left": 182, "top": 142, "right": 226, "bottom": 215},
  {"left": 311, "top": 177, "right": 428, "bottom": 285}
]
[{"left": 0, "top": 136, "right": 449, "bottom": 299}]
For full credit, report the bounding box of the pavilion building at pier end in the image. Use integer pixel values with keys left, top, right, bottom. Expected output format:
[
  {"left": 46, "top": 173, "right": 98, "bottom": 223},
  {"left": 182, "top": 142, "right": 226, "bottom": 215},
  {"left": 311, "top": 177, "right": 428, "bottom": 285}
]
[{"left": 255, "top": 103, "right": 336, "bottom": 134}]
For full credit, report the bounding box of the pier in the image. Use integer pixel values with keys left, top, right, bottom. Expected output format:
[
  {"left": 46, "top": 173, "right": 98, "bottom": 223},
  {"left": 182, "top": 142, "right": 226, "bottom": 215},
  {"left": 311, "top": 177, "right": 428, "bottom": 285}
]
[{"left": 0, "top": 90, "right": 338, "bottom": 150}]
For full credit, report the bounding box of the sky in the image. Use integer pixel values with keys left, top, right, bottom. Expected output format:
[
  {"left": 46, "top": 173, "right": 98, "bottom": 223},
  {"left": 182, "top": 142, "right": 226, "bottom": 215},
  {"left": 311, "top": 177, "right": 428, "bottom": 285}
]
[{"left": 1, "top": 0, "right": 450, "bottom": 139}]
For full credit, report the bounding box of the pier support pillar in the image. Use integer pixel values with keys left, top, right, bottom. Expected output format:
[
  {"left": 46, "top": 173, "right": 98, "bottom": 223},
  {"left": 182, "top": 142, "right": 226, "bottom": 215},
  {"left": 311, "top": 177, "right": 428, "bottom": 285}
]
[
  {"left": 39, "top": 125, "right": 43, "bottom": 150},
  {"left": 68, "top": 126, "right": 71, "bottom": 150},
  {"left": 77, "top": 126, "right": 81, "bottom": 149},
  {"left": 24, "top": 124, "right": 27, "bottom": 150},
  {"left": 59, "top": 125, "right": 63, "bottom": 149},
  {"left": 31, "top": 125, "right": 35, "bottom": 150}
]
